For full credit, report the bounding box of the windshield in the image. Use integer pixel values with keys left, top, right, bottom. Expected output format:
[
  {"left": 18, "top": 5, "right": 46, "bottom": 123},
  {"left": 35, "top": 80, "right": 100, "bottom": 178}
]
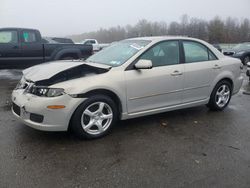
[
  {"left": 233, "top": 43, "right": 250, "bottom": 50},
  {"left": 86, "top": 40, "right": 151, "bottom": 67}
]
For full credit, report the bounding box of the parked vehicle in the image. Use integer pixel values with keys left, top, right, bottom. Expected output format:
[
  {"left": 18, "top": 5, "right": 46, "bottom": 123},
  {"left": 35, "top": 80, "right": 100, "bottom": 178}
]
[
  {"left": 0, "top": 28, "right": 93, "bottom": 68},
  {"left": 247, "top": 62, "right": 250, "bottom": 81},
  {"left": 12, "top": 36, "right": 243, "bottom": 139},
  {"left": 80, "top": 39, "right": 109, "bottom": 51},
  {"left": 223, "top": 42, "right": 250, "bottom": 65}
]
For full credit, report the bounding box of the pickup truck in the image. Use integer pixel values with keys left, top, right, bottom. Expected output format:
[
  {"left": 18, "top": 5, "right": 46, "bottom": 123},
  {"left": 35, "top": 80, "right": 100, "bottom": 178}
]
[{"left": 0, "top": 28, "right": 93, "bottom": 69}]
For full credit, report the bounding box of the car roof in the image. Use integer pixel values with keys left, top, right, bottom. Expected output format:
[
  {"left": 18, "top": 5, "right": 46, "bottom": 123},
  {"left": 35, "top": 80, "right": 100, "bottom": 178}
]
[
  {"left": 126, "top": 36, "right": 204, "bottom": 43},
  {"left": 125, "top": 36, "right": 225, "bottom": 59}
]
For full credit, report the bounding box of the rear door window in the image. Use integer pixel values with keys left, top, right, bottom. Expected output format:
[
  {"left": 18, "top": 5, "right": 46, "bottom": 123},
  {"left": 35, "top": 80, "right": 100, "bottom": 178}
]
[
  {"left": 183, "top": 41, "right": 209, "bottom": 63},
  {"left": 22, "top": 30, "right": 38, "bottom": 43}
]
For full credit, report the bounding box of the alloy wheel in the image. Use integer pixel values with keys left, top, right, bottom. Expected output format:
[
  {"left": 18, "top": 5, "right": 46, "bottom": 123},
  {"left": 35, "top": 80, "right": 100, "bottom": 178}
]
[
  {"left": 215, "top": 84, "right": 231, "bottom": 108},
  {"left": 81, "top": 102, "right": 113, "bottom": 135}
]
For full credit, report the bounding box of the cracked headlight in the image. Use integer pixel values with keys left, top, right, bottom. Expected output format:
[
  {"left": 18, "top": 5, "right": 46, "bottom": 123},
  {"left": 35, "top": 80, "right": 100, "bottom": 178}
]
[
  {"left": 15, "top": 77, "right": 28, "bottom": 90},
  {"left": 30, "top": 87, "right": 65, "bottom": 97}
]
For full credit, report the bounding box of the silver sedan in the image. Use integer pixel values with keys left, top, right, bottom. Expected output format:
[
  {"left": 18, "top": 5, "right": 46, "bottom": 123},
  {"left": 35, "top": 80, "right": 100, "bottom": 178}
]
[{"left": 12, "top": 36, "right": 244, "bottom": 139}]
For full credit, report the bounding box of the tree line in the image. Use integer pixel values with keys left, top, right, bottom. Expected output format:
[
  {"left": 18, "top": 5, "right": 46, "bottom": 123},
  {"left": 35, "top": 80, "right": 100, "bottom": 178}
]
[{"left": 69, "top": 15, "right": 250, "bottom": 44}]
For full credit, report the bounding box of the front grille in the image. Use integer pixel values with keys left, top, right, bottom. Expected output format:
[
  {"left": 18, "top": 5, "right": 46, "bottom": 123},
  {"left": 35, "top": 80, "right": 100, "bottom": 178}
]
[
  {"left": 30, "top": 113, "right": 44, "bottom": 123},
  {"left": 12, "top": 103, "right": 20, "bottom": 116}
]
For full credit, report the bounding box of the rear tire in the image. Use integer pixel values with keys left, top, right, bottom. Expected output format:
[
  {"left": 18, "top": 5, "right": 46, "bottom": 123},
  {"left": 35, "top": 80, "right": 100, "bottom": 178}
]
[
  {"left": 71, "top": 95, "right": 118, "bottom": 139},
  {"left": 207, "top": 80, "right": 232, "bottom": 111}
]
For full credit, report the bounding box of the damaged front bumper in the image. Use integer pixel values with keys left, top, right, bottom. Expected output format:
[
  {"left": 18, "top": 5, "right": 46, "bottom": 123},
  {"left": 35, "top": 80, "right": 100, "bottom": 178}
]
[{"left": 12, "top": 89, "right": 85, "bottom": 131}]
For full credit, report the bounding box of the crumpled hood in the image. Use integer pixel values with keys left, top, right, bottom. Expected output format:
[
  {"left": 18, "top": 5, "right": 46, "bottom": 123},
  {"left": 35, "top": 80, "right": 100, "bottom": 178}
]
[
  {"left": 23, "top": 60, "right": 111, "bottom": 83},
  {"left": 23, "top": 60, "right": 84, "bottom": 81},
  {"left": 23, "top": 60, "right": 111, "bottom": 86}
]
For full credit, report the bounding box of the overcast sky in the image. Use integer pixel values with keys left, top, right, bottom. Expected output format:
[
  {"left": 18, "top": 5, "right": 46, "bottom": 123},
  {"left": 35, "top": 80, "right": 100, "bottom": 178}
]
[{"left": 1, "top": 0, "right": 250, "bottom": 37}]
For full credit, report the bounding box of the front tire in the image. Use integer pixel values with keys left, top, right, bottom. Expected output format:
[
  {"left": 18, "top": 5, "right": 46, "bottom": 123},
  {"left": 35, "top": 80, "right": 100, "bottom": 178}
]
[
  {"left": 71, "top": 95, "right": 118, "bottom": 139},
  {"left": 207, "top": 80, "right": 232, "bottom": 111}
]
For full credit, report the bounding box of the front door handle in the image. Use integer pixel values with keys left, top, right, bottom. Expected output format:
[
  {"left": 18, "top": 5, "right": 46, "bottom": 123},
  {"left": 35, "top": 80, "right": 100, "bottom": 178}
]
[
  {"left": 213, "top": 64, "right": 221, "bottom": 69},
  {"left": 171, "top": 70, "right": 183, "bottom": 76}
]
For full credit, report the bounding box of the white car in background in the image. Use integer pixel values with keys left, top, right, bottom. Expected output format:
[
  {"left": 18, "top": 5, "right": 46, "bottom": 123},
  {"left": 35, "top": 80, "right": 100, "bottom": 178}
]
[
  {"left": 80, "top": 39, "right": 109, "bottom": 52},
  {"left": 12, "top": 36, "right": 244, "bottom": 139}
]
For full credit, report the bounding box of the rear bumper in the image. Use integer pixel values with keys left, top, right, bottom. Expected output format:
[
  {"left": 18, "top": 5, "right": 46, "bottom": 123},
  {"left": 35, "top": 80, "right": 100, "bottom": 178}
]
[{"left": 233, "top": 75, "right": 244, "bottom": 95}]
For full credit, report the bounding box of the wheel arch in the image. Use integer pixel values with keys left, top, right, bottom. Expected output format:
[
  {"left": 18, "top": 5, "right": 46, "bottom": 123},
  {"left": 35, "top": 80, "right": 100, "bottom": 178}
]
[
  {"left": 218, "top": 77, "right": 233, "bottom": 89},
  {"left": 210, "top": 76, "right": 234, "bottom": 97},
  {"left": 73, "top": 89, "right": 123, "bottom": 119}
]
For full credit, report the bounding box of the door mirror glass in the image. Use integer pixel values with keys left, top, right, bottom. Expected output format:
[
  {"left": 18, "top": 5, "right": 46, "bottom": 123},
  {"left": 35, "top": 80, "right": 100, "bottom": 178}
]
[{"left": 134, "top": 59, "right": 153, "bottom": 69}]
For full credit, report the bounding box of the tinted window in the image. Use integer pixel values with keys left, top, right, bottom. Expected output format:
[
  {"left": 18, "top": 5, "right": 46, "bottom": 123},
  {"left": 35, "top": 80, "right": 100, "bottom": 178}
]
[
  {"left": 139, "top": 41, "right": 179, "bottom": 67},
  {"left": 22, "top": 31, "right": 37, "bottom": 43},
  {"left": 0, "top": 31, "right": 18, "bottom": 44},
  {"left": 183, "top": 41, "right": 209, "bottom": 63}
]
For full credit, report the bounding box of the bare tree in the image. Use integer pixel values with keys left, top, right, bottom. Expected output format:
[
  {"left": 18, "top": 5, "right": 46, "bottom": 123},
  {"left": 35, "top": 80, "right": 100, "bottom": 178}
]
[
  {"left": 208, "top": 16, "right": 225, "bottom": 43},
  {"left": 69, "top": 15, "right": 250, "bottom": 44}
]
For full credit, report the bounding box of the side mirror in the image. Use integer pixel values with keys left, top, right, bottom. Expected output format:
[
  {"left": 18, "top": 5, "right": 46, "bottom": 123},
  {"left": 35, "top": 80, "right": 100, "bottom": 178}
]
[{"left": 134, "top": 59, "right": 153, "bottom": 69}]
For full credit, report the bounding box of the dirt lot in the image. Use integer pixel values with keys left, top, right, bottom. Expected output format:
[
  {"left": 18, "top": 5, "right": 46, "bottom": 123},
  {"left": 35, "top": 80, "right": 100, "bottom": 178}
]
[{"left": 0, "top": 69, "right": 250, "bottom": 188}]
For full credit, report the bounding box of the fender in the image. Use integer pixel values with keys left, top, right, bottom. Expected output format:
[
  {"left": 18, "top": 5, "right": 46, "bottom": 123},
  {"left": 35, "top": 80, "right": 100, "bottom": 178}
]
[
  {"left": 209, "top": 70, "right": 235, "bottom": 95},
  {"left": 70, "top": 85, "right": 127, "bottom": 115}
]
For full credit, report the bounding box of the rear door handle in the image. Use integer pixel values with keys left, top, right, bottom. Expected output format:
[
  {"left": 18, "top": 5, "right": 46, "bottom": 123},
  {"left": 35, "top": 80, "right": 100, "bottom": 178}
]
[
  {"left": 171, "top": 70, "right": 183, "bottom": 76},
  {"left": 213, "top": 64, "right": 221, "bottom": 69}
]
